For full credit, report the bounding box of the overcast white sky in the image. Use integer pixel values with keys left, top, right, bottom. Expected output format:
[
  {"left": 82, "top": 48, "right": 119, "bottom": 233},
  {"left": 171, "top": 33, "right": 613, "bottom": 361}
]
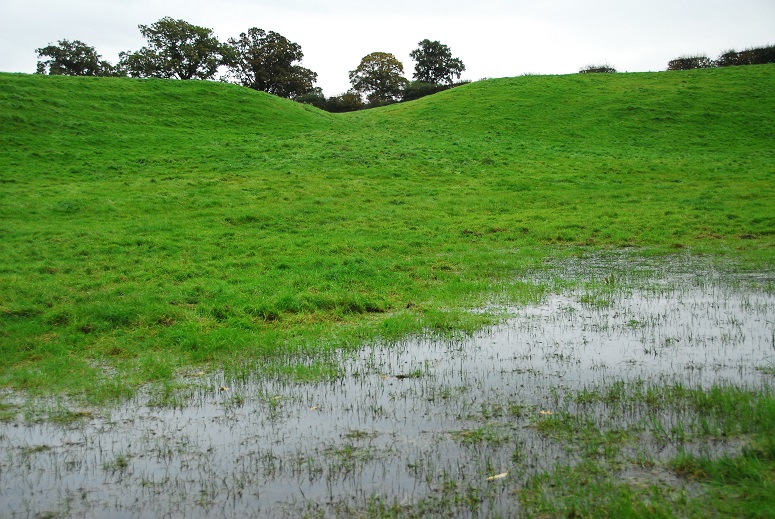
[{"left": 1, "top": 0, "right": 773, "bottom": 96}]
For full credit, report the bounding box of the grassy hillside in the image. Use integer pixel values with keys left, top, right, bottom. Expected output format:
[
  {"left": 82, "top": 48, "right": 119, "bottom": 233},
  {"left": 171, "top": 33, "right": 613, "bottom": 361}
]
[{"left": 1, "top": 67, "right": 773, "bottom": 399}]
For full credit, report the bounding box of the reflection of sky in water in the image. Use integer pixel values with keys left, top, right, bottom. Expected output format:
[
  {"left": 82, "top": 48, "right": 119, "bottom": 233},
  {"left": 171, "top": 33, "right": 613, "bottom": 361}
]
[{"left": 2, "top": 261, "right": 774, "bottom": 518}]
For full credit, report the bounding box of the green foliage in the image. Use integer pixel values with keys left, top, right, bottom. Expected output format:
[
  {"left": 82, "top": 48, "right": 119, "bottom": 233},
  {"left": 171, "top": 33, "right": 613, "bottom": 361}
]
[
  {"left": 296, "top": 88, "right": 367, "bottom": 112},
  {"left": 580, "top": 63, "right": 617, "bottom": 73},
  {"left": 716, "top": 44, "right": 775, "bottom": 67},
  {"left": 321, "top": 90, "right": 366, "bottom": 112},
  {"left": 294, "top": 87, "right": 327, "bottom": 108},
  {"left": 670, "top": 447, "right": 775, "bottom": 518},
  {"left": 522, "top": 386, "right": 775, "bottom": 518},
  {"left": 35, "top": 39, "right": 118, "bottom": 77},
  {"left": 0, "top": 66, "right": 774, "bottom": 397},
  {"left": 226, "top": 28, "right": 317, "bottom": 98},
  {"left": 348, "top": 52, "right": 407, "bottom": 103},
  {"left": 118, "top": 17, "right": 228, "bottom": 80},
  {"left": 669, "top": 44, "right": 775, "bottom": 70},
  {"left": 409, "top": 39, "right": 465, "bottom": 86},
  {"left": 667, "top": 55, "right": 715, "bottom": 71},
  {"left": 401, "top": 81, "right": 448, "bottom": 101}
]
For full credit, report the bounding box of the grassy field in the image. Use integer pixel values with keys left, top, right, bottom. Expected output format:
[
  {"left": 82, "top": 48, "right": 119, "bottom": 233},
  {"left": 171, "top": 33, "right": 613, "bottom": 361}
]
[
  {"left": 1, "top": 66, "right": 774, "bottom": 517},
  {"left": 1, "top": 66, "right": 773, "bottom": 399}
]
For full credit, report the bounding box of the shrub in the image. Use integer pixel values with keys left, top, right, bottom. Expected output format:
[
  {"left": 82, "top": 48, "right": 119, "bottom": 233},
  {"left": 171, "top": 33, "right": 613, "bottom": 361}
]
[
  {"left": 716, "top": 45, "right": 775, "bottom": 67},
  {"left": 667, "top": 55, "right": 714, "bottom": 71},
  {"left": 715, "top": 50, "right": 741, "bottom": 67},
  {"left": 402, "top": 81, "right": 447, "bottom": 101},
  {"left": 668, "top": 45, "right": 775, "bottom": 71},
  {"left": 295, "top": 90, "right": 327, "bottom": 110},
  {"left": 746, "top": 44, "right": 775, "bottom": 64},
  {"left": 402, "top": 79, "right": 470, "bottom": 102},
  {"left": 579, "top": 64, "right": 617, "bottom": 74},
  {"left": 323, "top": 91, "right": 365, "bottom": 113}
]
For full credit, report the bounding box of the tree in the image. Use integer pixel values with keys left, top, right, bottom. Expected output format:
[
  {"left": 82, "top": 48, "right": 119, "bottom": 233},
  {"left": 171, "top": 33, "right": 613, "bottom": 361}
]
[
  {"left": 119, "top": 17, "right": 228, "bottom": 80},
  {"left": 226, "top": 28, "right": 317, "bottom": 98},
  {"left": 349, "top": 52, "right": 407, "bottom": 104},
  {"left": 409, "top": 39, "right": 465, "bottom": 86},
  {"left": 36, "top": 39, "right": 117, "bottom": 76}
]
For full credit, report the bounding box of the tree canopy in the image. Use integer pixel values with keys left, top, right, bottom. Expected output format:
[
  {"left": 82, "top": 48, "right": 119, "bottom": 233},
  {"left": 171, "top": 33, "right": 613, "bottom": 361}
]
[
  {"left": 410, "top": 39, "right": 465, "bottom": 86},
  {"left": 119, "top": 17, "right": 229, "bottom": 80},
  {"left": 35, "top": 39, "right": 116, "bottom": 77},
  {"left": 349, "top": 52, "right": 407, "bottom": 104},
  {"left": 226, "top": 28, "right": 317, "bottom": 99}
]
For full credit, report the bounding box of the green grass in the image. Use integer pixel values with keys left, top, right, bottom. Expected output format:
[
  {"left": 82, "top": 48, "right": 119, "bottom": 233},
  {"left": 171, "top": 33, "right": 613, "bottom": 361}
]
[
  {"left": 1, "top": 66, "right": 774, "bottom": 401},
  {"left": 519, "top": 384, "right": 775, "bottom": 518}
]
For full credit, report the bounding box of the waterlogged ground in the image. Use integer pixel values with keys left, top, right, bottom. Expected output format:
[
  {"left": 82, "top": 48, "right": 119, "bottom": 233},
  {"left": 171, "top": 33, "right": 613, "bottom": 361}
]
[{"left": 2, "top": 255, "right": 774, "bottom": 518}]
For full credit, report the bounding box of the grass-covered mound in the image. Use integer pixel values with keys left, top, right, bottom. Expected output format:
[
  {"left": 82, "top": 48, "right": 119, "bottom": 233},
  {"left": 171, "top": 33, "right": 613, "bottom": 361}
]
[{"left": 1, "top": 66, "right": 773, "bottom": 399}]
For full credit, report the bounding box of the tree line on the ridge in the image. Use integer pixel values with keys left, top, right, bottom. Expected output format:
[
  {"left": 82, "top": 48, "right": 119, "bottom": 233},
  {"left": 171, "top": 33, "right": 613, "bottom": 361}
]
[
  {"left": 34, "top": 17, "right": 775, "bottom": 112},
  {"left": 34, "top": 17, "right": 466, "bottom": 112},
  {"left": 579, "top": 44, "right": 775, "bottom": 74},
  {"left": 665, "top": 46, "right": 775, "bottom": 71}
]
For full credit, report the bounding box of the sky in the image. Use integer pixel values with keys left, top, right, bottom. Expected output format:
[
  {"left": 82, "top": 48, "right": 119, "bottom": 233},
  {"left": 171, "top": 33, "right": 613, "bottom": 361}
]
[{"left": 1, "top": 0, "right": 773, "bottom": 96}]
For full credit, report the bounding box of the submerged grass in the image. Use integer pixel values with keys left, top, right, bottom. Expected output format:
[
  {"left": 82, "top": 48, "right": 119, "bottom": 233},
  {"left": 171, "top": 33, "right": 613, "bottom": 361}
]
[{"left": 520, "top": 384, "right": 775, "bottom": 519}]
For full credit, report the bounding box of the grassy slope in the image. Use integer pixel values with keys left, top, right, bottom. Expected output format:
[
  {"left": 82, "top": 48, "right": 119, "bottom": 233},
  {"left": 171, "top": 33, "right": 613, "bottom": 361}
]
[
  {"left": 354, "top": 68, "right": 775, "bottom": 247},
  {"left": 0, "top": 67, "right": 774, "bottom": 398}
]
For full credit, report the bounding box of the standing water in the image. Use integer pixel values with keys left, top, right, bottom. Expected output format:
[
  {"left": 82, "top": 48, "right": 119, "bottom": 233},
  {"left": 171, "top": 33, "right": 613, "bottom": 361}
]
[{"left": 2, "top": 255, "right": 773, "bottom": 518}]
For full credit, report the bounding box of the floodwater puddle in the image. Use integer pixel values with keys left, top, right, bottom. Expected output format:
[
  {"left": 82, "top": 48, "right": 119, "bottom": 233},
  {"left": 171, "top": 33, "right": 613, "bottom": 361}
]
[{"left": 2, "top": 256, "right": 774, "bottom": 517}]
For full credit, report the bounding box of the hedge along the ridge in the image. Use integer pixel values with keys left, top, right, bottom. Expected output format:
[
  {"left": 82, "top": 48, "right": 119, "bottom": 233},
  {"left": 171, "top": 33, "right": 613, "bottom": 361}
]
[{"left": 667, "top": 44, "right": 775, "bottom": 71}]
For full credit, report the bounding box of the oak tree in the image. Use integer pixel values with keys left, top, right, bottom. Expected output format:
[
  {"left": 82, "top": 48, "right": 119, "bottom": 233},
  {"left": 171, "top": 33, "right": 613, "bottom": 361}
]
[
  {"left": 119, "top": 17, "right": 229, "bottom": 80},
  {"left": 36, "top": 39, "right": 117, "bottom": 76},
  {"left": 349, "top": 52, "right": 407, "bottom": 104},
  {"left": 226, "top": 28, "right": 317, "bottom": 98},
  {"left": 410, "top": 39, "right": 465, "bottom": 86}
]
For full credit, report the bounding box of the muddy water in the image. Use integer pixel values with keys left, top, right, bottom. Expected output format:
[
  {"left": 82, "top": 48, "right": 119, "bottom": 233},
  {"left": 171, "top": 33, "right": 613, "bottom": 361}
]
[{"left": 2, "top": 257, "right": 774, "bottom": 518}]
